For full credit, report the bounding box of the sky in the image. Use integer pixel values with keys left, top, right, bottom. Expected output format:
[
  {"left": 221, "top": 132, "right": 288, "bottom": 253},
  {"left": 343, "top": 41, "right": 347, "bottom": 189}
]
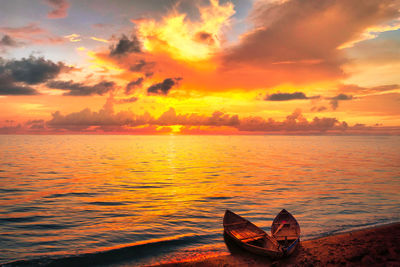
[{"left": 1, "top": 0, "right": 399, "bottom": 134}]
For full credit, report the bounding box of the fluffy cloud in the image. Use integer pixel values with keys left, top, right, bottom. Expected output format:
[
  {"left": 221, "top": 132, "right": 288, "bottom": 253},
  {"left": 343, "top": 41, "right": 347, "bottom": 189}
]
[
  {"left": 46, "top": 80, "right": 116, "bottom": 96},
  {"left": 110, "top": 34, "right": 142, "bottom": 56},
  {"left": 44, "top": 0, "right": 70, "bottom": 19},
  {"left": 47, "top": 98, "right": 152, "bottom": 131}
]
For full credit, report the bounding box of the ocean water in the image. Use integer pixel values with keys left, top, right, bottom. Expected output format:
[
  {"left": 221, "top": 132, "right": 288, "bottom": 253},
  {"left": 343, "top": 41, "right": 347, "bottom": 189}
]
[{"left": 0, "top": 135, "right": 399, "bottom": 266}]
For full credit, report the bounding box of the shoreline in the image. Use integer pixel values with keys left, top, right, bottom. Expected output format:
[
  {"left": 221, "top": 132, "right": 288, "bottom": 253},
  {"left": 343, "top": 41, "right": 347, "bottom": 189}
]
[{"left": 150, "top": 222, "right": 400, "bottom": 266}]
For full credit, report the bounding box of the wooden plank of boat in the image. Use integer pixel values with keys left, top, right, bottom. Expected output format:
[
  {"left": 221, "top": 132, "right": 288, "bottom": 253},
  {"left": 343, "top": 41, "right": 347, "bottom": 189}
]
[
  {"left": 271, "top": 209, "right": 300, "bottom": 256},
  {"left": 223, "top": 210, "right": 284, "bottom": 259}
]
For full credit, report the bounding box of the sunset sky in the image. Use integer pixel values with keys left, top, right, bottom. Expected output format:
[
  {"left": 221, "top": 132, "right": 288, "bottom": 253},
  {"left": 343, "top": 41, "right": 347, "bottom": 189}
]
[{"left": 1, "top": 0, "right": 399, "bottom": 134}]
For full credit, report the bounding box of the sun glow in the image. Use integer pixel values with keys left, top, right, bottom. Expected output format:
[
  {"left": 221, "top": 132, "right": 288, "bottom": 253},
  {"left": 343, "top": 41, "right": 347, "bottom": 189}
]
[
  {"left": 156, "top": 125, "right": 183, "bottom": 134},
  {"left": 135, "top": 0, "right": 234, "bottom": 62}
]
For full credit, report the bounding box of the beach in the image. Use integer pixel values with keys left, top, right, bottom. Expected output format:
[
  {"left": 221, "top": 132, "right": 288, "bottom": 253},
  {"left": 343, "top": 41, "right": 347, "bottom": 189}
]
[{"left": 153, "top": 222, "right": 400, "bottom": 266}]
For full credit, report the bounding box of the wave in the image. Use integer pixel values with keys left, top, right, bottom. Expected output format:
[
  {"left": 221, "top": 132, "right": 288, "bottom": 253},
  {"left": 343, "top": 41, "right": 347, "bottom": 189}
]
[
  {"left": 43, "top": 192, "right": 97, "bottom": 199},
  {"left": 4, "top": 233, "right": 217, "bottom": 267},
  {"left": 86, "top": 201, "right": 127, "bottom": 206},
  {"left": 0, "top": 215, "right": 49, "bottom": 223}
]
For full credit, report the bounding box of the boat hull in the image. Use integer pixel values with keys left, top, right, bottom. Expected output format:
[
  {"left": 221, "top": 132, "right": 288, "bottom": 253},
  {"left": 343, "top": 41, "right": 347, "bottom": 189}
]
[
  {"left": 223, "top": 230, "right": 284, "bottom": 259},
  {"left": 223, "top": 210, "right": 283, "bottom": 259}
]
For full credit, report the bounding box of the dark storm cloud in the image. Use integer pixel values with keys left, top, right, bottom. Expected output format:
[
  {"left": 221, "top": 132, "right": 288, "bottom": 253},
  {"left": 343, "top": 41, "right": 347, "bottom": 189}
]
[
  {"left": 1, "top": 56, "right": 67, "bottom": 84},
  {"left": 147, "top": 78, "right": 182, "bottom": 95},
  {"left": 0, "top": 73, "right": 39, "bottom": 95},
  {"left": 329, "top": 94, "right": 353, "bottom": 110},
  {"left": 110, "top": 34, "right": 141, "bottom": 56},
  {"left": 125, "top": 77, "right": 143, "bottom": 94},
  {"left": 0, "top": 56, "right": 69, "bottom": 95},
  {"left": 44, "top": 0, "right": 70, "bottom": 19},
  {"left": 47, "top": 80, "right": 116, "bottom": 96},
  {"left": 265, "top": 92, "right": 311, "bottom": 101}
]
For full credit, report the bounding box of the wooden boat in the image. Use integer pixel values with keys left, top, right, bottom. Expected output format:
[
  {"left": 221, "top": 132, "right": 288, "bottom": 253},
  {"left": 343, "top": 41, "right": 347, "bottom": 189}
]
[
  {"left": 271, "top": 209, "right": 301, "bottom": 256},
  {"left": 223, "top": 210, "right": 283, "bottom": 258}
]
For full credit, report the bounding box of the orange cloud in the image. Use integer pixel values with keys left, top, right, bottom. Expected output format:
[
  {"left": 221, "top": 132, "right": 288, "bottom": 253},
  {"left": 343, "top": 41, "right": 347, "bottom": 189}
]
[
  {"left": 221, "top": 0, "right": 400, "bottom": 86},
  {"left": 98, "top": 0, "right": 398, "bottom": 95}
]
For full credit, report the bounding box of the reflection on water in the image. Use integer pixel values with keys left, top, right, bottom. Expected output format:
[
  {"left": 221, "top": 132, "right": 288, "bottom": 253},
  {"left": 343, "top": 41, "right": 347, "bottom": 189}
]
[{"left": 0, "top": 135, "right": 399, "bottom": 265}]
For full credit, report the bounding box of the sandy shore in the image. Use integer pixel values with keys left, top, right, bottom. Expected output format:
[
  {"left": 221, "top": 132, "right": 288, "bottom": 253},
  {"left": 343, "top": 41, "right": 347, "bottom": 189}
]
[{"left": 151, "top": 222, "right": 400, "bottom": 267}]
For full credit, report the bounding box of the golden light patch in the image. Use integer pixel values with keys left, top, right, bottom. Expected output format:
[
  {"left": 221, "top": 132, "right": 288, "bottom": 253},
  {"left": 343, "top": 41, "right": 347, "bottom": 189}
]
[
  {"left": 156, "top": 125, "right": 182, "bottom": 134},
  {"left": 135, "top": 0, "right": 234, "bottom": 62},
  {"left": 90, "top": 36, "right": 109, "bottom": 43},
  {"left": 64, "top": 33, "right": 81, "bottom": 42},
  {"left": 87, "top": 51, "right": 124, "bottom": 73}
]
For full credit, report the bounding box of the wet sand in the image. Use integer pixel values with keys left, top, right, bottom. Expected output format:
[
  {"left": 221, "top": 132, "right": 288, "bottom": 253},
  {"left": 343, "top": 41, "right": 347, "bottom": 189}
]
[{"left": 152, "top": 222, "right": 400, "bottom": 267}]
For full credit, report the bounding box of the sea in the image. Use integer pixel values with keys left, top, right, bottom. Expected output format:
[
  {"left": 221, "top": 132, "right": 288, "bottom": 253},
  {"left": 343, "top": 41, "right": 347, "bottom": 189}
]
[{"left": 0, "top": 135, "right": 399, "bottom": 266}]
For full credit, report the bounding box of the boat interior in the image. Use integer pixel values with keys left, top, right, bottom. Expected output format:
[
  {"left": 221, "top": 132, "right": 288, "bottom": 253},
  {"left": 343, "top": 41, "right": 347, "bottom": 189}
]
[
  {"left": 226, "top": 223, "right": 279, "bottom": 250},
  {"left": 272, "top": 222, "right": 299, "bottom": 247}
]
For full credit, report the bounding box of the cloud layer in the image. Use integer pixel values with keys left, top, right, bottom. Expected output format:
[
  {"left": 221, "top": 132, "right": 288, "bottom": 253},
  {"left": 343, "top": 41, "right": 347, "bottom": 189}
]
[{"left": 45, "top": 100, "right": 351, "bottom": 134}]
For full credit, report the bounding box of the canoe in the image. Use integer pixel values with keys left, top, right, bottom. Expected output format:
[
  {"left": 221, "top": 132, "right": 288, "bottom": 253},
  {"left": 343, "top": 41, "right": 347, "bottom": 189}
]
[
  {"left": 271, "top": 209, "right": 301, "bottom": 256},
  {"left": 223, "top": 210, "right": 283, "bottom": 258}
]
